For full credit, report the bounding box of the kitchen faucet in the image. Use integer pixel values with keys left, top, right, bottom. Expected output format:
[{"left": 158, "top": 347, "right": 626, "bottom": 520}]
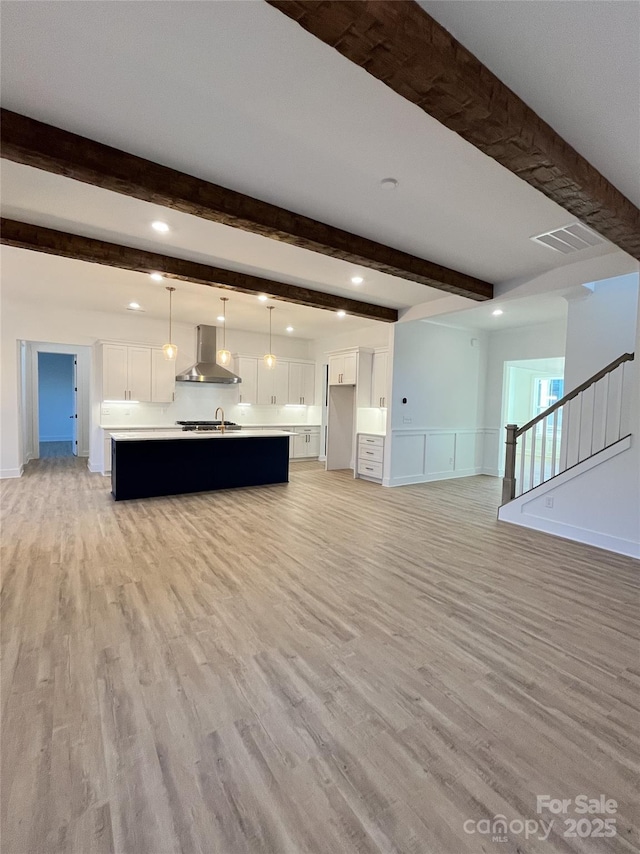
[{"left": 214, "top": 407, "right": 225, "bottom": 433}]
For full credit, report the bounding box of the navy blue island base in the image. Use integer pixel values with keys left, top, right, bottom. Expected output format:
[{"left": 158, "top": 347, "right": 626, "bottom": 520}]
[{"left": 111, "top": 434, "right": 290, "bottom": 500}]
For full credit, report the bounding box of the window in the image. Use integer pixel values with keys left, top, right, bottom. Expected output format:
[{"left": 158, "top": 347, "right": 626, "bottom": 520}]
[{"left": 534, "top": 377, "right": 564, "bottom": 416}]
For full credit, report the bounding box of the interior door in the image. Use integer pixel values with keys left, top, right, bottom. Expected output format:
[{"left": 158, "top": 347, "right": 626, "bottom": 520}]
[{"left": 72, "top": 357, "right": 78, "bottom": 455}]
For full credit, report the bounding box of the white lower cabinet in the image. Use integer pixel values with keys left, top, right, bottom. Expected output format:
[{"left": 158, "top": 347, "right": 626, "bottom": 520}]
[
  {"left": 292, "top": 427, "right": 320, "bottom": 459},
  {"left": 356, "top": 434, "right": 385, "bottom": 481}
]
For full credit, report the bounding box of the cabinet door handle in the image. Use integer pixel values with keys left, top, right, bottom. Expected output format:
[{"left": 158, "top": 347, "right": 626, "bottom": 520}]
[{"left": 365, "top": 466, "right": 374, "bottom": 471}]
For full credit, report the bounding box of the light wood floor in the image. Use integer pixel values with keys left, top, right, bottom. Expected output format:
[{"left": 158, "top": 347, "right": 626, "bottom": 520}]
[
  {"left": 39, "top": 441, "right": 74, "bottom": 458},
  {"left": 1, "top": 457, "right": 638, "bottom": 854}
]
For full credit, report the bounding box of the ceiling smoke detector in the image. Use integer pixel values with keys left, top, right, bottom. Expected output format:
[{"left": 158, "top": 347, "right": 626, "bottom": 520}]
[{"left": 530, "top": 223, "right": 605, "bottom": 254}]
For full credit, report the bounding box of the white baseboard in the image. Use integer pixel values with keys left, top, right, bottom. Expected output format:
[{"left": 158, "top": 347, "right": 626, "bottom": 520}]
[
  {"left": 87, "top": 460, "right": 102, "bottom": 473},
  {"left": 40, "top": 436, "right": 73, "bottom": 443},
  {"left": 499, "top": 515, "right": 640, "bottom": 560},
  {"left": 0, "top": 466, "right": 24, "bottom": 479},
  {"left": 387, "top": 467, "right": 482, "bottom": 487}
]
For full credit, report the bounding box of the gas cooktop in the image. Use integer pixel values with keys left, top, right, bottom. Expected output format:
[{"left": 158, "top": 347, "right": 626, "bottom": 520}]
[{"left": 176, "top": 420, "right": 241, "bottom": 432}]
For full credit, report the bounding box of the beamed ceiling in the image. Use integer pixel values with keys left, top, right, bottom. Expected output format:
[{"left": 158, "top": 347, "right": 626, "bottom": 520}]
[{"left": 0, "top": 0, "right": 637, "bottom": 336}]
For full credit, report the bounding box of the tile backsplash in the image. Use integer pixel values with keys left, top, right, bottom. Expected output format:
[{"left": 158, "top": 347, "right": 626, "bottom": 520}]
[{"left": 100, "top": 383, "right": 321, "bottom": 427}]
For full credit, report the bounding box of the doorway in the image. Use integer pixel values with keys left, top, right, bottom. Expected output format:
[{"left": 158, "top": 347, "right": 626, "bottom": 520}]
[
  {"left": 501, "top": 357, "right": 565, "bottom": 486},
  {"left": 21, "top": 341, "right": 91, "bottom": 464},
  {"left": 37, "top": 352, "right": 76, "bottom": 458},
  {"left": 502, "top": 358, "right": 565, "bottom": 427}
]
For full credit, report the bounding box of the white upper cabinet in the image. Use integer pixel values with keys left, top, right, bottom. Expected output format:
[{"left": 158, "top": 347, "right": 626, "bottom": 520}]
[
  {"left": 257, "top": 360, "right": 289, "bottom": 405},
  {"left": 102, "top": 344, "right": 129, "bottom": 401},
  {"left": 235, "top": 356, "right": 258, "bottom": 405},
  {"left": 288, "top": 362, "right": 315, "bottom": 405},
  {"left": 127, "top": 347, "right": 152, "bottom": 401},
  {"left": 151, "top": 348, "right": 176, "bottom": 403},
  {"left": 101, "top": 343, "right": 173, "bottom": 403},
  {"left": 103, "top": 343, "right": 151, "bottom": 402},
  {"left": 372, "top": 350, "right": 389, "bottom": 408},
  {"left": 329, "top": 352, "right": 357, "bottom": 385}
]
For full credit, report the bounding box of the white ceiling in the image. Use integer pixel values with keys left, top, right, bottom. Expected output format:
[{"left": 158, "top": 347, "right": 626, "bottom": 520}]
[
  {"left": 420, "top": 0, "right": 640, "bottom": 209},
  {"left": 0, "top": 246, "right": 382, "bottom": 339},
  {"left": 423, "top": 291, "right": 568, "bottom": 333},
  {"left": 0, "top": 160, "right": 444, "bottom": 312},
  {"left": 0, "top": 0, "right": 633, "bottom": 338}
]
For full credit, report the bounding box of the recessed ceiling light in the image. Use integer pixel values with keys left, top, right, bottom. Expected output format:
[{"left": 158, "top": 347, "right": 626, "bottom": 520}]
[
  {"left": 380, "top": 178, "right": 399, "bottom": 190},
  {"left": 286, "top": 326, "right": 294, "bottom": 332},
  {"left": 151, "top": 221, "right": 170, "bottom": 233},
  {"left": 337, "top": 310, "right": 346, "bottom": 318},
  {"left": 351, "top": 275, "right": 364, "bottom": 285},
  {"left": 492, "top": 309, "right": 504, "bottom": 316},
  {"left": 258, "top": 294, "right": 268, "bottom": 302},
  {"left": 217, "top": 315, "right": 225, "bottom": 322},
  {"left": 128, "top": 302, "right": 141, "bottom": 310},
  {"left": 150, "top": 272, "right": 164, "bottom": 282}
]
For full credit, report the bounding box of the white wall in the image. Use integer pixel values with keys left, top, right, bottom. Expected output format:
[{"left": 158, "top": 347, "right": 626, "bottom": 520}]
[
  {"left": 386, "top": 320, "right": 489, "bottom": 486},
  {"left": 499, "top": 273, "right": 640, "bottom": 558},
  {"left": 564, "top": 273, "right": 639, "bottom": 389},
  {"left": 0, "top": 297, "right": 315, "bottom": 477}
]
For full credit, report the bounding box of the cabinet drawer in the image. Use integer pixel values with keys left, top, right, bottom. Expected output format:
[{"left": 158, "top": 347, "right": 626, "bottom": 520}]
[
  {"left": 357, "top": 444, "right": 383, "bottom": 463},
  {"left": 357, "top": 459, "right": 383, "bottom": 479},
  {"left": 359, "top": 434, "right": 384, "bottom": 447}
]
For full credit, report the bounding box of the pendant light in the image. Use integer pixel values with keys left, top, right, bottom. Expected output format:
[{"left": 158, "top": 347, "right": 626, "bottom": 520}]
[
  {"left": 162, "top": 286, "right": 178, "bottom": 361},
  {"left": 264, "top": 305, "right": 276, "bottom": 369},
  {"left": 217, "top": 297, "right": 231, "bottom": 366}
]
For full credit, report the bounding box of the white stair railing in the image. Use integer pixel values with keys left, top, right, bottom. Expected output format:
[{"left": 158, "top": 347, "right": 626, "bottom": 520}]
[{"left": 502, "top": 352, "right": 635, "bottom": 504}]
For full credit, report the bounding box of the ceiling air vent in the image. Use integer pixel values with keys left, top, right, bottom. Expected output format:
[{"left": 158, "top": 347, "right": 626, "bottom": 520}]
[{"left": 531, "top": 223, "right": 605, "bottom": 254}]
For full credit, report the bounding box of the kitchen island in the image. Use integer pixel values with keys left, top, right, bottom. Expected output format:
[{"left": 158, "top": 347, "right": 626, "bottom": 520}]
[{"left": 110, "top": 430, "right": 292, "bottom": 500}]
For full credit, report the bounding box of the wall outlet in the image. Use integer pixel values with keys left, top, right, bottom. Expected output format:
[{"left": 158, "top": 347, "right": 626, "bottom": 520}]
[
  {"left": 403, "top": 416, "right": 412, "bottom": 424},
  {"left": 544, "top": 496, "right": 554, "bottom": 509}
]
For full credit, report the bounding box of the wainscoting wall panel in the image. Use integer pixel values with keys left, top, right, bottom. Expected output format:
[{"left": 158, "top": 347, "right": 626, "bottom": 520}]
[{"left": 385, "top": 428, "right": 500, "bottom": 487}]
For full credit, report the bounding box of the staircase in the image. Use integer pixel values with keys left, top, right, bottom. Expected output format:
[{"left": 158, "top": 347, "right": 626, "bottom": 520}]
[{"left": 501, "top": 352, "right": 635, "bottom": 505}]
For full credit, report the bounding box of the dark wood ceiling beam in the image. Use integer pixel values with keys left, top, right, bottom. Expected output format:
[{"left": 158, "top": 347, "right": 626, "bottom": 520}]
[
  {"left": 0, "top": 218, "right": 398, "bottom": 322},
  {"left": 268, "top": 0, "right": 640, "bottom": 261},
  {"left": 0, "top": 109, "right": 492, "bottom": 301}
]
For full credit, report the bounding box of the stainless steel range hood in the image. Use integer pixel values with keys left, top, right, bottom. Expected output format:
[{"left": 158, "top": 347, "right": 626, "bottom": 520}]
[{"left": 176, "top": 325, "right": 241, "bottom": 384}]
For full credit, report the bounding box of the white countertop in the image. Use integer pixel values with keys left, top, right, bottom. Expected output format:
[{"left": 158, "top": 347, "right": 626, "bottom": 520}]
[
  {"left": 358, "top": 431, "right": 386, "bottom": 437},
  {"left": 110, "top": 430, "right": 293, "bottom": 441},
  {"left": 101, "top": 423, "right": 320, "bottom": 431}
]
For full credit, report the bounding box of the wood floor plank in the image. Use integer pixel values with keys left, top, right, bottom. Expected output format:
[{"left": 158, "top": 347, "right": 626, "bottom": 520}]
[{"left": 1, "top": 457, "right": 638, "bottom": 853}]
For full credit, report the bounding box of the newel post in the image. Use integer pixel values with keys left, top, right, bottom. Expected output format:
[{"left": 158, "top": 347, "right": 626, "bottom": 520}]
[{"left": 502, "top": 424, "right": 518, "bottom": 505}]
